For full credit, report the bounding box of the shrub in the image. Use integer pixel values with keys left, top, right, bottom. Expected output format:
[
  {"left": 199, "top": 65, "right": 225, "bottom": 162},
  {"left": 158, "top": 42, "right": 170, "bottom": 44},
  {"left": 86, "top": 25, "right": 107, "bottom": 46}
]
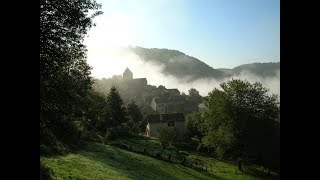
[
  {"left": 40, "top": 145, "right": 53, "bottom": 156},
  {"left": 157, "top": 126, "right": 174, "bottom": 150},
  {"left": 40, "top": 161, "right": 54, "bottom": 180},
  {"left": 105, "top": 128, "right": 118, "bottom": 142},
  {"left": 94, "top": 133, "right": 105, "bottom": 143}
]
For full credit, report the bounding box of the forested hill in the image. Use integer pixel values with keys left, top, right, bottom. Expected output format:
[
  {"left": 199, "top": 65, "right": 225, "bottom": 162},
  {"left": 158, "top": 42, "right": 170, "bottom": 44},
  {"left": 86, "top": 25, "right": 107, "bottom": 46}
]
[
  {"left": 129, "top": 46, "right": 226, "bottom": 81},
  {"left": 129, "top": 46, "right": 279, "bottom": 81},
  {"left": 218, "top": 62, "right": 280, "bottom": 77}
]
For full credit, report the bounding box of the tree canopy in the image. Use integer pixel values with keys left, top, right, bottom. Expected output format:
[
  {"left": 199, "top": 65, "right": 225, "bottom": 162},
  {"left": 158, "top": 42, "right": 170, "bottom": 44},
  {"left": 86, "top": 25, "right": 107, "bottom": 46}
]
[
  {"left": 105, "top": 86, "right": 127, "bottom": 140},
  {"left": 40, "top": 0, "right": 102, "bottom": 152},
  {"left": 126, "top": 100, "right": 144, "bottom": 133},
  {"left": 186, "top": 79, "right": 280, "bottom": 171},
  {"left": 188, "top": 88, "right": 202, "bottom": 104}
]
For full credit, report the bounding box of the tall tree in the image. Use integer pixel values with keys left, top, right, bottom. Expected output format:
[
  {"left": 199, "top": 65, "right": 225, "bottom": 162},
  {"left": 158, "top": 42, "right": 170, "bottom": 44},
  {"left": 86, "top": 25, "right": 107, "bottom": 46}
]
[
  {"left": 40, "top": 0, "right": 102, "bottom": 150},
  {"left": 82, "top": 90, "right": 109, "bottom": 140},
  {"left": 188, "top": 88, "right": 202, "bottom": 104},
  {"left": 127, "top": 101, "right": 142, "bottom": 123},
  {"left": 105, "top": 86, "right": 127, "bottom": 140},
  {"left": 126, "top": 100, "right": 143, "bottom": 133}
]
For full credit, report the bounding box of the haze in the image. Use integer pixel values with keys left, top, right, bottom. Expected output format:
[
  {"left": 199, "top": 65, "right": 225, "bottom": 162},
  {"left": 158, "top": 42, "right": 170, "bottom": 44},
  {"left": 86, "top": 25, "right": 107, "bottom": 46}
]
[{"left": 83, "top": 0, "right": 280, "bottom": 96}]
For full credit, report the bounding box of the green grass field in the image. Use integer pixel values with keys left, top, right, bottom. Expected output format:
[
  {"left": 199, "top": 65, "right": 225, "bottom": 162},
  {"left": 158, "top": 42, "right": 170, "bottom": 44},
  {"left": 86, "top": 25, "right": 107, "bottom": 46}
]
[
  {"left": 41, "top": 137, "right": 279, "bottom": 180},
  {"left": 117, "top": 136, "right": 279, "bottom": 178}
]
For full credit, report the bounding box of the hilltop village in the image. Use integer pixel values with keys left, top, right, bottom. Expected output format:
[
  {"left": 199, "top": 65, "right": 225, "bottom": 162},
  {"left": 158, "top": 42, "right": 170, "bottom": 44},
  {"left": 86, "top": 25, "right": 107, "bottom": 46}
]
[
  {"left": 93, "top": 68, "right": 204, "bottom": 140},
  {"left": 93, "top": 68, "right": 203, "bottom": 115}
]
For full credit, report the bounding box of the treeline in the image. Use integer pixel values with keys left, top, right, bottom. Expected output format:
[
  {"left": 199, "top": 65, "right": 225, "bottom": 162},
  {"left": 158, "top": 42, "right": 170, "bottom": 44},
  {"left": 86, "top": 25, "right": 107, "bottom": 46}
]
[
  {"left": 185, "top": 79, "right": 280, "bottom": 173},
  {"left": 41, "top": 84, "right": 144, "bottom": 155}
]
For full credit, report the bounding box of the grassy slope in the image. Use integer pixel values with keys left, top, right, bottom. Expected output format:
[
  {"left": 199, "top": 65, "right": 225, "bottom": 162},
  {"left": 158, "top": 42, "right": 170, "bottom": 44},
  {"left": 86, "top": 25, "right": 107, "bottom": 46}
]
[
  {"left": 41, "top": 137, "right": 279, "bottom": 180},
  {"left": 118, "top": 137, "right": 279, "bottom": 179}
]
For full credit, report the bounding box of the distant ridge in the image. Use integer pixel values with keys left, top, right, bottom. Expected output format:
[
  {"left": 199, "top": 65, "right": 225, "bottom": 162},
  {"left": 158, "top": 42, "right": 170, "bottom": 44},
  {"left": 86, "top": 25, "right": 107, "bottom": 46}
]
[{"left": 128, "top": 46, "right": 279, "bottom": 80}]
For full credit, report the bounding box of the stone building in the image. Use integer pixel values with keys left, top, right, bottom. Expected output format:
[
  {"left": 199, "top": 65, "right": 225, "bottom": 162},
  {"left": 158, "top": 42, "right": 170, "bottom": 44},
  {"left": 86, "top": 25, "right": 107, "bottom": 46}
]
[{"left": 145, "top": 113, "right": 186, "bottom": 141}]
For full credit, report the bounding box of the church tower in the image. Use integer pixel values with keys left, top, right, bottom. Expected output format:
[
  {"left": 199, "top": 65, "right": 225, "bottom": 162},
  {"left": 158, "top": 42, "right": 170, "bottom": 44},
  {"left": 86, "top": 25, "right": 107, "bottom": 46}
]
[{"left": 123, "top": 67, "right": 133, "bottom": 80}]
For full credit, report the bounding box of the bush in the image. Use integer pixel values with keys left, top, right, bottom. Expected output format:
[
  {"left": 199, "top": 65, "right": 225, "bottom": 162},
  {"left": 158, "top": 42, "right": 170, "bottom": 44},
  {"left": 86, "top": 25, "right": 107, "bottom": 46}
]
[
  {"left": 157, "top": 126, "right": 174, "bottom": 150},
  {"left": 105, "top": 128, "right": 118, "bottom": 142},
  {"left": 40, "top": 161, "right": 54, "bottom": 180},
  {"left": 52, "top": 140, "right": 70, "bottom": 155},
  {"left": 40, "top": 137, "right": 70, "bottom": 156},
  {"left": 94, "top": 134, "right": 105, "bottom": 143},
  {"left": 81, "top": 130, "right": 105, "bottom": 143},
  {"left": 118, "top": 126, "right": 131, "bottom": 137},
  {"left": 40, "top": 145, "right": 53, "bottom": 156}
]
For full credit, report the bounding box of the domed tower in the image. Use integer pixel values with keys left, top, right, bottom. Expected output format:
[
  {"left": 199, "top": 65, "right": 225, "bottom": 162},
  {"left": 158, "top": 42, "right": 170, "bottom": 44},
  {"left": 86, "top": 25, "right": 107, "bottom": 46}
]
[{"left": 123, "top": 67, "right": 133, "bottom": 80}]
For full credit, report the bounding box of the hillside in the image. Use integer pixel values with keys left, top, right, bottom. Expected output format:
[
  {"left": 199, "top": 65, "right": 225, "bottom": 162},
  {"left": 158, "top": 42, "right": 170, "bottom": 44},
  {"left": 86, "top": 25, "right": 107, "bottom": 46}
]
[
  {"left": 129, "top": 47, "right": 279, "bottom": 81},
  {"left": 129, "top": 46, "right": 226, "bottom": 81},
  {"left": 41, "top": 142, "right": 224, "bottom": 180},
  {"left": 41, "top": 138, "right": 279, "bottom": 180},
  {"left": 218, "top": 62, "right": 280, "bottom": 78}
]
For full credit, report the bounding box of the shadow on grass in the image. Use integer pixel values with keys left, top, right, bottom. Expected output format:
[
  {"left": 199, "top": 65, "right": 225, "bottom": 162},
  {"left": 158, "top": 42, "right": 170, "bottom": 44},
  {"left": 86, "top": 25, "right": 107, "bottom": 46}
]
[{"left": 79, "top": 142, "right": 228, "bottom": 180}]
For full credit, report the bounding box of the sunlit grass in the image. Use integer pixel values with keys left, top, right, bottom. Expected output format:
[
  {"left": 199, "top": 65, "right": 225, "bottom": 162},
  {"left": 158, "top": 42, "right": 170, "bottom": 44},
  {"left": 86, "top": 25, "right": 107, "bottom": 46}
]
[{"left": 41, "top": 140, "right": 278, "bottom": 180}]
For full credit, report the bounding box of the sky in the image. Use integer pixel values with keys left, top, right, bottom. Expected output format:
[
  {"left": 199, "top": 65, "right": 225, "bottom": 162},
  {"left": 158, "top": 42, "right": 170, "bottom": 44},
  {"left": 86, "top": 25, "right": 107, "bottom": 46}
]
[{"left": 84, "top": 0, "right": 280, "bottom": 78}]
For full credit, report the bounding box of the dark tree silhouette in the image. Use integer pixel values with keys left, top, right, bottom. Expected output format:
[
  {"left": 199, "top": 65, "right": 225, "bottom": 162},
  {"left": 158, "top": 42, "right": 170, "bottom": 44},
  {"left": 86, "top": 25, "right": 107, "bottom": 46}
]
[
  {"left": 105, "top": 86, "right": 127, "bottom": 140},
  {"left": 126, "top": 100, "right": 143, "bottom": 133},
  {"left": 40, "top": 0, "right": 102, "bottom": 152}
]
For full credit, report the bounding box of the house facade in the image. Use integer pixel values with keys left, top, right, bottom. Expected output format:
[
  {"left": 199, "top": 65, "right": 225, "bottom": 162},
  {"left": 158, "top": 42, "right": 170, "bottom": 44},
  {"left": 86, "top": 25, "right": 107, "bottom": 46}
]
[
  {"left": 151, "top": 97, "right": 168, "bottom": 113},
  {"left": 145, "top": 113, "right": 186, "bottom": 141}
]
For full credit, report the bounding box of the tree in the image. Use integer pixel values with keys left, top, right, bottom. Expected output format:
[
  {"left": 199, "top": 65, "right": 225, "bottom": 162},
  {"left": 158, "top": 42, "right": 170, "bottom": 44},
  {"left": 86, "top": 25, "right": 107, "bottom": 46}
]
[
  {"left": 81, "top": 90, "right": 109, "bottom": 141},
  {"left": 105, "top": 86, "right": 127, "bottom": 140},
  {"left": 40, "top": 0, "right": 102, "bottom": 152},
  {"left": 126, "top": 100, "right": 143, "bottom": 133},
  {"left": 185, "top": 111, "right": 205, "bottom": 140},
  {"left": 188, "top": 88, "right": 202, "bottom": 104},
  {"left": 127, "top": 101, "right": 143, "bottom": 123},
  {"left": 188, "top": 88, "right": 200, "bottom": 97},
  {"left": 157, "top": 126, "right": 174, "bottom": 150},
  {"left": 200, "top": 79, "right": 279, "bottom": 170}
]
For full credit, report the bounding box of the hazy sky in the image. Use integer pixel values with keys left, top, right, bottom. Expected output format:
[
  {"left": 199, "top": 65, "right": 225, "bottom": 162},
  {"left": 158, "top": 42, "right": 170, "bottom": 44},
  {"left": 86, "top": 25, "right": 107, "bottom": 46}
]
[{"left": 84, "top": 0, "right": 280, "bottom": 77}]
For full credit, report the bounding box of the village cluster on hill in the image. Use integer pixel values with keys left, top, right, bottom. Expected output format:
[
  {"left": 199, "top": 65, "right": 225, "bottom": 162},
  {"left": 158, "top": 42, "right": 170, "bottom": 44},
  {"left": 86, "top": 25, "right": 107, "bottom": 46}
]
[{"left": 93, "top": 68, "right": 202, "bottom": 115}]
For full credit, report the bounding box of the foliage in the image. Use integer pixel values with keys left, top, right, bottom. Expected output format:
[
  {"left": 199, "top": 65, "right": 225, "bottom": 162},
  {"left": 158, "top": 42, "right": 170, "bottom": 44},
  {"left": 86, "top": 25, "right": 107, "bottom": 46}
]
[
  {"left": 40, "top": 0, "right": 102, "bottom": 151},
  {"left": 127, "top": 101, "right": 143, "bottom": 123},
  {"left": 40, "top": 161, "right": 54, "bottom": 180},
  {"left": 126, "top": 100, "right": 143, "bottom": 133},
  {"left": 188, "top": 79, "right": 279, "bottom": 171},
  {"left": 105, "top": 86, "right": 127, "bottom": 140},
  {"left": 106, "top": 86, "right": 127, "bottom": 127},
  {"left": 105, "top": 128, "right": 118, "bottom": 141},
  {"left": 157, "top": 126, "right": 175, "bottom": 150},
  {"left": 188, "top": 88, "right": 203, "bottom": 104},
  {"left": 185, "top": 111, "right": 205, "bottom": 140},
  {"left": 82, "top": 91, "right": 109, "bottom": 134}
]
